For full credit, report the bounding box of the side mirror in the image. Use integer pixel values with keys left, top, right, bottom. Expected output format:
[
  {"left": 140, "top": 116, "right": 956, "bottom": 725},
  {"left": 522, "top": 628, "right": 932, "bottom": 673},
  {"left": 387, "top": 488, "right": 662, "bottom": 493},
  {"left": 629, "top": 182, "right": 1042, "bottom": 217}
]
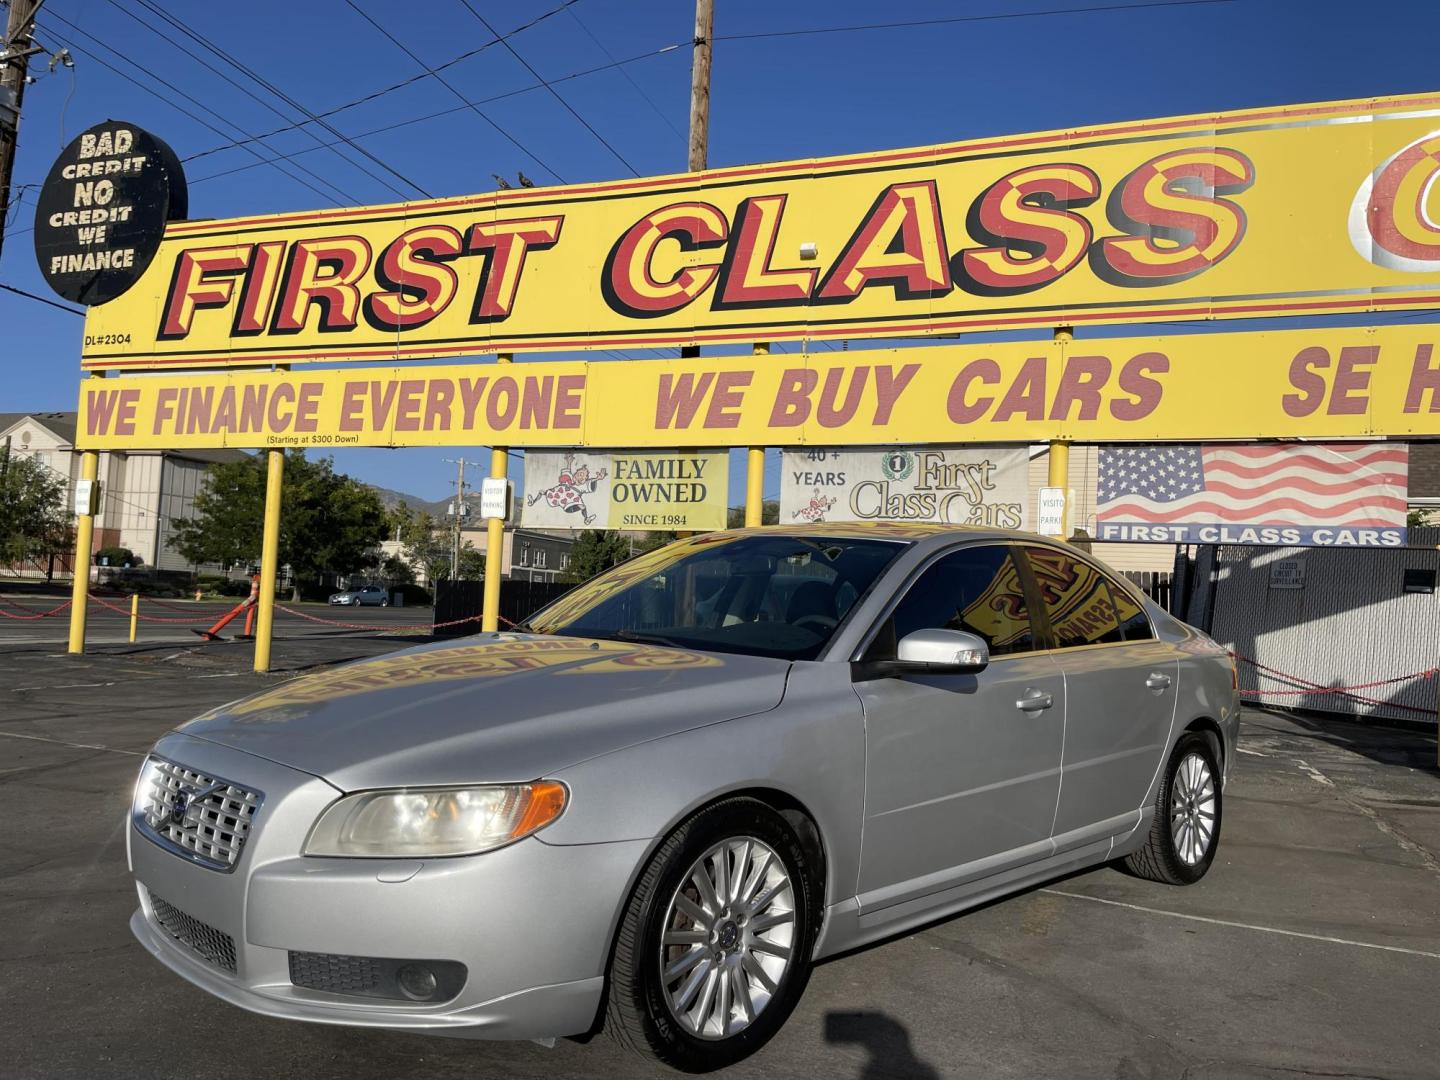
[{"left": 895, "top": 628, "right": 990, "bottom": 674}]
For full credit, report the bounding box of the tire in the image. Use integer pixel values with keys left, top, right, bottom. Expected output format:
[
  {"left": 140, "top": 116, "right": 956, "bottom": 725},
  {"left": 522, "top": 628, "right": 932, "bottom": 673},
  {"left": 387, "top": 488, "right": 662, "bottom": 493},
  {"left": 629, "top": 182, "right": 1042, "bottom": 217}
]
[
  {"left": 606, "top": 799, "right": 819, "bottom": 1072},
  {"left": 380, "top": 598, "right": 389, "bottom": 607},
  {"left": 1123, "top": 731, "right": 1222, "bottom": 885}
]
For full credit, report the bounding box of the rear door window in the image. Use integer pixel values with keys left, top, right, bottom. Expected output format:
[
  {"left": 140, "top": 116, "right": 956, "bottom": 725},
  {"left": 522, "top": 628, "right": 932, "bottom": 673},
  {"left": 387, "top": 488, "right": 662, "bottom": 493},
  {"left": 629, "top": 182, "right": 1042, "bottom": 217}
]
[{"left": 1021, "top": 546, "right": 1152, "bottom": 648}]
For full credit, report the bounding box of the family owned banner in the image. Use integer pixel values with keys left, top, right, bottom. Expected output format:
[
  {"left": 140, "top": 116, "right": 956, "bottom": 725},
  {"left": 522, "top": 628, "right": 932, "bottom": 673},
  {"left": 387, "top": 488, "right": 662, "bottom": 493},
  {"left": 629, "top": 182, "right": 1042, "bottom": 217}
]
[
  {"left": 522, "top": 450, "right": 728, "bottom": 531},
  {"left": 780, "top": 447, "right": 1029, "bottom": 528}
]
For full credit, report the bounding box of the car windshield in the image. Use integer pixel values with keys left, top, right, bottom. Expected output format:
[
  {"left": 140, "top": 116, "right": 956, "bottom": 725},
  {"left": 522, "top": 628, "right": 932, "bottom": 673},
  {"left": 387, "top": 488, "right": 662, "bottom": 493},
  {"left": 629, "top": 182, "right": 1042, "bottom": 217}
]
[{"left": 525, "top": 533, "right": 907, "bottom": 661}]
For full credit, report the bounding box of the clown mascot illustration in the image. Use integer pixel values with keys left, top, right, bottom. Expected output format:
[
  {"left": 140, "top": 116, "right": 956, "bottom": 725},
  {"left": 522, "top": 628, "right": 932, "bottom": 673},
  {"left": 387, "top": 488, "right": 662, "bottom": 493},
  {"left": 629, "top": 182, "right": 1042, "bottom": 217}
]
[
  {"left": 791, "top": 488, "right": 837, "bottom": 523},
  {"left": 527, "top": 452, "right": 609, "bottom": 526}
]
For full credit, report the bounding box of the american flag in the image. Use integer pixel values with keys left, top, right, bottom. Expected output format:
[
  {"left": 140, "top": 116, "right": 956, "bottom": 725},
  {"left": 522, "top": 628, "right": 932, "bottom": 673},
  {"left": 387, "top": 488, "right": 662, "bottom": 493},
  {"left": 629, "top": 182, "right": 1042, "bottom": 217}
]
[{"left": 1097, "top": 444, "right": 1409, "bottom": 527}]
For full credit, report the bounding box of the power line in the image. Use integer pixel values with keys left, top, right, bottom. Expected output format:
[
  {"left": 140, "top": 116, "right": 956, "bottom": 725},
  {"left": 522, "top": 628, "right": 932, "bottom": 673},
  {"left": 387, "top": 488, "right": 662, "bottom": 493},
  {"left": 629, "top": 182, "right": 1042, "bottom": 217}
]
[
  {"left": 184, "top": 43, "right": 688, "bottom": 188},
  {"left": 97, "top": 0, "right": 372, "bottom": 204},
  {"left": 126, "top": 0, "right": 432, "bottom": 199},
  {"left": 180, "top": 0, "right": 587, "bottom": 167},
  {"left": 0, "top": 281, "right": 83, "bottom": 315},
  {"left": 567, "top": 5, "right": 684, "bottom": 143},
  {"left": 458, "top": 0, "right": 640, "bottom": 177},
  {"left": 37, "top": 16, "right": 352, "bottom": 208},
  {"left": 342, "top": 0, "right": 567, "bottom": 184},
  {"left": 0, "top": 37, "right": 683, "bottom": 241},
  {"left": 715, "top": 0, "right": 1235, "bottom": 42}
]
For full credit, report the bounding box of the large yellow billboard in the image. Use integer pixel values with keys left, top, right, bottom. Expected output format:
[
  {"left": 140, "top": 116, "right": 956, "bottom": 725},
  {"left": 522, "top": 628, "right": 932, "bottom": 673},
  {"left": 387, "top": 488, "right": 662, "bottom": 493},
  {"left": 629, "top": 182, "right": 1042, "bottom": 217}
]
[
  {"left": 77, "top": 326, "right": 1440, "bottom": 449},
  {"left": 78, "top": 92, "right": 1440, "bottom": 370}
]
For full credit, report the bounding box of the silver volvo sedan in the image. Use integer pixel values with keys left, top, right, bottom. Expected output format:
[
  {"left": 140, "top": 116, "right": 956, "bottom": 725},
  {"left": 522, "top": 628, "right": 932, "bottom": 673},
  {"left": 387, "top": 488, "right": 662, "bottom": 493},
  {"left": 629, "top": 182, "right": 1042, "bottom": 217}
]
[{"left": 127, "top": 525, "right": 1238, "bottom": 1071}]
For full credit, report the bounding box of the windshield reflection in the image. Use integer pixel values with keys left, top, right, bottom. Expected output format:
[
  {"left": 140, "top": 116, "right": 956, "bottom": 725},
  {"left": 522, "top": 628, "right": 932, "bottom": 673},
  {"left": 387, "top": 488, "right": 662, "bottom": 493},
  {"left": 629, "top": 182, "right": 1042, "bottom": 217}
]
[{"left": 527, "top": 534, "right": 906, "bottom": 661}]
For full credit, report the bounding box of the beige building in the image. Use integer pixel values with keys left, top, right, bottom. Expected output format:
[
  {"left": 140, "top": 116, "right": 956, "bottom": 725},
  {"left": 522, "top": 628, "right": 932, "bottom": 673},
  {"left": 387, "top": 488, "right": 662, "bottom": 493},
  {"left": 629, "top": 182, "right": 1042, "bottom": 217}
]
[
  {"left": 0, "top": 411, "right": 249, "bottom": 575},
  {"left": 456, "top": 526, "right": 577, "bottom": 582}
]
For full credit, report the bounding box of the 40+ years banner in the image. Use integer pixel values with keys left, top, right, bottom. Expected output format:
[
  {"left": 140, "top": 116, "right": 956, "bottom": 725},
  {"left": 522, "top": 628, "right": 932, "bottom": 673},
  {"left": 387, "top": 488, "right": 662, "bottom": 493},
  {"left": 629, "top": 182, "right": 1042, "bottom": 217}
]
[
  {"left": 522, "top": 450, "right": 728, "bottom": 531},
  {"left": 781, "top": 447, "right": 1029, "bottom": 528},
  {"left": 76, "top": 92, "right": 1440, "bottom": 369}
]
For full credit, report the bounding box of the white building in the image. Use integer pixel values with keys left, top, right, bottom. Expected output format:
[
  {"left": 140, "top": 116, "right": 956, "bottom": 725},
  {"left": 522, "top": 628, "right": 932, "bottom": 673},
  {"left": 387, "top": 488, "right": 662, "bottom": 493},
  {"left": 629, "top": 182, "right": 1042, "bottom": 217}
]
[{"left": 0, "top": 411, "right": 250, "bottom": 575}]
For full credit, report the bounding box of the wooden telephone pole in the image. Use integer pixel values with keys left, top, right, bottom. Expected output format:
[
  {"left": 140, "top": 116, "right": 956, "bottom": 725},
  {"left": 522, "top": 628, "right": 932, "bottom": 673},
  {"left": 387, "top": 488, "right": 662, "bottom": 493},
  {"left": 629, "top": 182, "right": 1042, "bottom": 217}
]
[
  {"left": 0, "top": 0, "right": 43, "bottom": 265},
  {"left": 681, "top": 0, "right": 713, "bottom": 361},
  {"left": 687, "top": 0, "right": 713, "bottom": 174}
]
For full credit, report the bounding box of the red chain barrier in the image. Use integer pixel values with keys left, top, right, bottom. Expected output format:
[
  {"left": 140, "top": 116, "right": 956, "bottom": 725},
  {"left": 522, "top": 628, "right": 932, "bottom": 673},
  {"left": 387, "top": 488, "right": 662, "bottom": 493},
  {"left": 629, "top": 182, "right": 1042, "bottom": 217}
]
[
  {"left": 141, "top": 595, "right": 217, "bottom": 612},
  {"left": 0, "top": 596, "right": 73, "bottom": 620},
  {"left": 89, "top": 595, "right": 218, "bottom": 624},
  {"left": 1230, "top": 652, "right": 1438, "bottom": 716},
  {"left": 273, "top": 604, "right": 517, "bottom": 632}
]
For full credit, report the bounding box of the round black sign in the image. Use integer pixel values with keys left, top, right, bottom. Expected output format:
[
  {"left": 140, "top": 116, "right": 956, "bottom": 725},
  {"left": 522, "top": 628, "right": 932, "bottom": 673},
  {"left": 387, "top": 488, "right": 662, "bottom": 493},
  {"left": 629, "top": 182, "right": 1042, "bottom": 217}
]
[{"left": 33, "top": 120, "right": 187, "bottom": 306}]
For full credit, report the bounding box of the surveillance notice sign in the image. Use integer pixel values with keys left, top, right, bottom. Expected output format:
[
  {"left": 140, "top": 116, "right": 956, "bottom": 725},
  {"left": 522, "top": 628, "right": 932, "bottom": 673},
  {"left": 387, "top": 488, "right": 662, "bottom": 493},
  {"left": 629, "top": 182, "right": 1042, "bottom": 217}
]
[{"left": 33, "top": 120, "right": 187, "bottom": 306}]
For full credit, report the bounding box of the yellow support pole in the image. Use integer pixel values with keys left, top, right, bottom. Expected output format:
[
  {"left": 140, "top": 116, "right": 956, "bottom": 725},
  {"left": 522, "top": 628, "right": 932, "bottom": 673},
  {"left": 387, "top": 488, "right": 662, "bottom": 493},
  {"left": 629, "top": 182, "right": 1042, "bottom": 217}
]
[
  {"left": 66, "top": 449, "right": 99, "bottom": 654},
  {"left": 746, "top": 342, "right": 769, "bottom": 527},
  {"left": 482, "top": 354, "right": 512, "bottom": 633},
  {"left": 1049, "top": 326, "right": 1074, "bottom": 541},
  {"left": 129, "top": 593, "right": 138, "bottom": 643},
  {"left": 253, "top": 449, "right": 285, "bottom": 673}
]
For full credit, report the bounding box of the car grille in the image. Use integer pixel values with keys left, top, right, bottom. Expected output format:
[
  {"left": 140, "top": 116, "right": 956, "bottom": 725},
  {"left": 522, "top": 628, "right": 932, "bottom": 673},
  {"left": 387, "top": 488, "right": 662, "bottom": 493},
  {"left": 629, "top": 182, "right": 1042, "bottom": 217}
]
[
  {"left": 289, "top": 951, "right": 382, "bottom": 995},
  {"left": 150, "top": 894, "right": 237, "bottom": 973},
  {"left": 135, "top": 757, "right": 262, "bottom": 871}
]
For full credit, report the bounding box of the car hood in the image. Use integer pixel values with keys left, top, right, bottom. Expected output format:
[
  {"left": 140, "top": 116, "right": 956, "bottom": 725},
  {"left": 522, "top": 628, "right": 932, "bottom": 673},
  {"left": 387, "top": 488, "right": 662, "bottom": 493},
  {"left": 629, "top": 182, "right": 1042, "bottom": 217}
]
[{"left": 177, "top": 634, "right": 791, "bottom": 790}]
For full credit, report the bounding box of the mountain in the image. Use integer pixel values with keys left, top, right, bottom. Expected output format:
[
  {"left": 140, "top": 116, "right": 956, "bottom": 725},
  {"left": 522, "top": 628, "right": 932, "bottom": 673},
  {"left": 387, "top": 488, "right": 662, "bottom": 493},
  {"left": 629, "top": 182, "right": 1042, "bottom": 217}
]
[{"left": 367, "top": 485, "right": 458, "bottom": 519}]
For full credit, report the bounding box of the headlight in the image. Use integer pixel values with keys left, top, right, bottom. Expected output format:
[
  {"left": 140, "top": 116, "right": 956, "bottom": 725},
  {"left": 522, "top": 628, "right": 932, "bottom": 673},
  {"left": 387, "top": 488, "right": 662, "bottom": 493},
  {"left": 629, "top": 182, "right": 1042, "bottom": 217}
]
[{"left": 303, "top": 782, "right": 567, "bottom": 858}]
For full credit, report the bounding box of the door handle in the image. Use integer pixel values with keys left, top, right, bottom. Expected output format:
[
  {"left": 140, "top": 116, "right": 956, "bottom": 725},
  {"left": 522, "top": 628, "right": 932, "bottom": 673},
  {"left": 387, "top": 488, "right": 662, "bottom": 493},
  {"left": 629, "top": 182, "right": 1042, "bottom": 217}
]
[
  {"left": 1145, "top": 672, "right": 1172, "bottom": 691},
  {"left": 1015, "top": 689, "right": 1053, "bottom": 712}
]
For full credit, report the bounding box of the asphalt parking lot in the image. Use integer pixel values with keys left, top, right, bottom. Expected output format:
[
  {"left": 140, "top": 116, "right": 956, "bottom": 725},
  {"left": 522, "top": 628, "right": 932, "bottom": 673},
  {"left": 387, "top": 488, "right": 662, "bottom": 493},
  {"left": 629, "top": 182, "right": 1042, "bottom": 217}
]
[{"left": 1, "top": 626, "right": 1437, "bottom": 1080}]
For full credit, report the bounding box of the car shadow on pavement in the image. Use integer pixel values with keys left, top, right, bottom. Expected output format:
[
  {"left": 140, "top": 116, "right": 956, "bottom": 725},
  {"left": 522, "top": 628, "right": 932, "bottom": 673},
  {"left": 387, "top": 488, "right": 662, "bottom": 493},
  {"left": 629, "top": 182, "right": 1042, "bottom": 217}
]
[
  {"left": 824, "top": 1010, "right": 941, "bottom": 1079},
  {"left": 1245, "top": 705, "right": 1440, "bottom": 777}
]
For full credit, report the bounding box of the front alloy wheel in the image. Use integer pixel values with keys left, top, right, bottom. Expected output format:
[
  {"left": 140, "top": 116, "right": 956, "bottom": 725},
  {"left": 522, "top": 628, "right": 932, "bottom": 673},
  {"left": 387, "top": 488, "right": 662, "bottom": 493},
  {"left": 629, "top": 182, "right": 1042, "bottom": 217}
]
[
  {"left": 607, "top": 799, "right": 817, "bottom": 1071},
  {"left": 659, "top": 837, "right": 796, "bottom": 1040}
]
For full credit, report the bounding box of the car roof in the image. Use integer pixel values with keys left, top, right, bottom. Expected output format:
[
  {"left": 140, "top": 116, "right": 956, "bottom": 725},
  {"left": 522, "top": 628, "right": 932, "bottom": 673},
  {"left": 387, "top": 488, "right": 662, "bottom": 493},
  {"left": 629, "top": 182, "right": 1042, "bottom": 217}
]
[{"left": 719, "top": 522, "right": 1048, "bottom": 545}]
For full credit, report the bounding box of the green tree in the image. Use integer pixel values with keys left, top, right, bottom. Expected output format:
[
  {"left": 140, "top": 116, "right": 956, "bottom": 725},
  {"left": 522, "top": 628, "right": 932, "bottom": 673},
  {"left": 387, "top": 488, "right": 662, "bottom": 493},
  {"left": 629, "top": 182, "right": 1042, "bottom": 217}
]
[
  {"left": 562, "top": 529, "right": 632, "bottom": 583},
  {"left": 0, "top": 452, "right": 72, "bottom": 570},
  {"left": 379, "top": 554, "right": 415, "bottom": 585},
  {"left": 170, "top": 450, "right": 388, "bottom": 599},
  {"left": 456, "top": 545, "right": 486, "bottom": 581},
  {"left": 398, "top": 509, "right": 452, "bottom": 583}
]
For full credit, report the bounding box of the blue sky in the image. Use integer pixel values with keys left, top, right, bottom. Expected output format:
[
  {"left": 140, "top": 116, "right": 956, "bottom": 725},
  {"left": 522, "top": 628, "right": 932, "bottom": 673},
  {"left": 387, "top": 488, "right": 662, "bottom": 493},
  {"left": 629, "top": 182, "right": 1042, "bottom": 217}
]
[{"left": 4, "top": 0, "right": 1440, "bottom": 503}]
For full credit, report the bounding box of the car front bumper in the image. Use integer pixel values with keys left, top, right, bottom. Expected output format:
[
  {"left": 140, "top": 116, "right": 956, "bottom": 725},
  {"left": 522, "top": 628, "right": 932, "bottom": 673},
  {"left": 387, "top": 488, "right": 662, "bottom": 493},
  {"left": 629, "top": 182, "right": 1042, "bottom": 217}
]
[{"left": 128, "top": 733, "right": 648, "bottom": 1040}]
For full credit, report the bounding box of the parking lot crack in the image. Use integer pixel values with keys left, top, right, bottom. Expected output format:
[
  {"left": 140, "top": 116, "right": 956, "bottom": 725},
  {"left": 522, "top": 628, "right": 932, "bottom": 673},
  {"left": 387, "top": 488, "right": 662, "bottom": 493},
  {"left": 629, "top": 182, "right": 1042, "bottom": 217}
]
[{"left": 1294, "top": 759, "right": 1440, "bottom": 879}]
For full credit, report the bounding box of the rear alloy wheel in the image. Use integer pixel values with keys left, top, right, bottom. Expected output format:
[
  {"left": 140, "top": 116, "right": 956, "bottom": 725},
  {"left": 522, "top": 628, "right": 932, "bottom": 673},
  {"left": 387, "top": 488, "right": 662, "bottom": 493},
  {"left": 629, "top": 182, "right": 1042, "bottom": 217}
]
[
  {"left": 1123, "top": 731, "right": 1222, "bottom": 885},
  {"left": 607, "top": 800, "right": 817, "bottom": 1071}
]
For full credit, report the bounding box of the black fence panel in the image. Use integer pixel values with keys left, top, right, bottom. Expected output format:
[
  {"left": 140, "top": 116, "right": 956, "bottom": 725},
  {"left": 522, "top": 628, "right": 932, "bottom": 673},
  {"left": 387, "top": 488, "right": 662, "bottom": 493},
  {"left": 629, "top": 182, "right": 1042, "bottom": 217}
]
[
  {"left": 1122, "top": 570, "right": 1173, "bottom": 614},
  {"left": 433, "top": 578, "right": 575, "bottom": 637}
]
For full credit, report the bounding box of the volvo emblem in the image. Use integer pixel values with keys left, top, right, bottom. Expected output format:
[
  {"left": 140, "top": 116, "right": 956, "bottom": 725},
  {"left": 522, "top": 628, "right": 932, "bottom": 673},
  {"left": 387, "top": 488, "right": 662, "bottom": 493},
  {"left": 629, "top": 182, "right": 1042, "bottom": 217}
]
[
  {"left": 168, "top": 791, "right": 190, "bottom": 825},
  {"left": 165, "top": 781, "right": 223, "bottom": 827}
]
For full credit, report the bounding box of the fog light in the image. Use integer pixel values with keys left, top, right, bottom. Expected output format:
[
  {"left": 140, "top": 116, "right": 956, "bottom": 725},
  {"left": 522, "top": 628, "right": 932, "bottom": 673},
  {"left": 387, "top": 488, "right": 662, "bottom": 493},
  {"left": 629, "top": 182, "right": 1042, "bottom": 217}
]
[{"left": 397, "top": 963, "right": 439, "bottom": 1001}]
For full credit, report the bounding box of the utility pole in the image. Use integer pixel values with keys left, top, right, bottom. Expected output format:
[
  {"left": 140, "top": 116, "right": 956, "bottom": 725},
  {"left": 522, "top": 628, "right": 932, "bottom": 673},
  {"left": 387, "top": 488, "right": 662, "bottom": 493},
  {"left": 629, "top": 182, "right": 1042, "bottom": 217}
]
[
  {"left": 0, "top": 0, "right": 44, "bottom": 265},
  {"left": 687, "top": 0, "right": 713, "bottom": 175},
  {"left": 444, "top": 456, "right": 475, "bottom": 581},
  {"left": 680, "top": 0, "right": 713, "bottom": 362}
]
